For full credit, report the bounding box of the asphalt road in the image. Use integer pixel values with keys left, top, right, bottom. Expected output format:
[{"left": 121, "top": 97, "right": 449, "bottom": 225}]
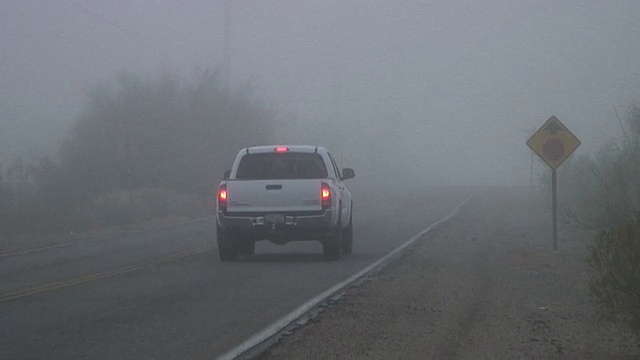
[{"left": 0, "top": 185, "right": 479, "bottom": 359}]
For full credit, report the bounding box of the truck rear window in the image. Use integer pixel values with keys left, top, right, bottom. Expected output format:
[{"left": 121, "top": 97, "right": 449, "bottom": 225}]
[{"left": 235, "top": 153, "right": 328, "bottom": 180}]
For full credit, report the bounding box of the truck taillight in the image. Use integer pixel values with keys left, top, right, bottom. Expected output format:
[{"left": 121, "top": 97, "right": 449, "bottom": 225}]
[
  {"left": 321, "top": 183, "right": 331, "bottom": 209},
  {"left": 218, "top": 184, "right": 228, "bottom": 210}
]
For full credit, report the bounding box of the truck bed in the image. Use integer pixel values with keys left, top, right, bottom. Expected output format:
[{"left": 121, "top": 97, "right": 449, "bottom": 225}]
[{"left": 226, "top": 179, "right": 323, "bottom": 213}]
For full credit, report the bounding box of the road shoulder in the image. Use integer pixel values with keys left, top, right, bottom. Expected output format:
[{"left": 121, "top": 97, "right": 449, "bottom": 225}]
[{"left": 260, "top": 187, "right": 640, "bottom": 359}]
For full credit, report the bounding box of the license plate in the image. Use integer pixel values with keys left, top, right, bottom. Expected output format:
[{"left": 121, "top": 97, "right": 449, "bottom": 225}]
[{"left": 265, "top": 214, "right": 285, "bottom": 224}]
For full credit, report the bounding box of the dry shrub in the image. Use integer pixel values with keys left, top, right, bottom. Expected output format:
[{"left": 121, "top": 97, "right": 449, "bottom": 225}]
[
  {"left": 589, "top": 223, "right": 640, "bottom": 332},
  {"left": 91, "top": 188, "right": 207, "bottom": 228}
]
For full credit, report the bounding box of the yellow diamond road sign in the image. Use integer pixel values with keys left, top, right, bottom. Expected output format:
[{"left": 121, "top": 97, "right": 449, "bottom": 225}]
[{"left": 527, "top": 116, "right": 581, "bottom": 169}]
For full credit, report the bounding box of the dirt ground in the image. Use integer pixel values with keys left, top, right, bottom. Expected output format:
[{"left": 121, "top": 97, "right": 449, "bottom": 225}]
[{"left": 260, "top": 187, "right": 640, "bottom": 359}]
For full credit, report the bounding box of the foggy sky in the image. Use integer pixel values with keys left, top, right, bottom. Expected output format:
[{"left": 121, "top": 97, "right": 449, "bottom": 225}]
[{"left": 2, "top": 0, "right": 640, "bottom": 185}]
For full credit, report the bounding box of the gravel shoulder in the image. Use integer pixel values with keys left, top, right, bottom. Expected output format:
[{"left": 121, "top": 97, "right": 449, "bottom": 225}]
[{"left": 260, "top": 187, "right": 640, "bottom": 359}]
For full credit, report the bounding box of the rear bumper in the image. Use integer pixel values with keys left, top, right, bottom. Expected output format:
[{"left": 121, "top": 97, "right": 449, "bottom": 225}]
[{"left": 217, "top": 209, "right": 335, "bottom": 242}]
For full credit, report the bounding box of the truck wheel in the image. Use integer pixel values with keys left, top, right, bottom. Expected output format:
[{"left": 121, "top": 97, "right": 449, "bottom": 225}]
[
  {"left": 341, "top": 215, "right": 353, "bottom": 255},
  {"left": 239, "top": 239, "right": 255, "bottom": 256},
  {"left": 217, "top": 227, "right": 238, "bottom": 261},
  {"left": 323, "top": 224, "right": 342, "bottom": 261}
]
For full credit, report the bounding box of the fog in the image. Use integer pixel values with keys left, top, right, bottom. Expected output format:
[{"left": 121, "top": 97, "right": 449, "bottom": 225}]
[{"left": 2, "top": 0, "right": 640, "bottom": 187}]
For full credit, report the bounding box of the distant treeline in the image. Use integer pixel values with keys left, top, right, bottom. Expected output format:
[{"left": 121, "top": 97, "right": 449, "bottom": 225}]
[{"left": 0, "top": 70, "right": 277, "bottom": 234}]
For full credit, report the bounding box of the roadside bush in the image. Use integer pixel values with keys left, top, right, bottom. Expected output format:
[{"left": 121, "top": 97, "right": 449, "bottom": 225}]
[
  {"left": 0, "top": 157, "right": 88, "bottom": 234},
  {"left": 561, "top": 104, "right": 640, "bottom": 332},
  {"left": 2, "top": 69, "right": 275, "bottom": 236},
  {"left": 560, "top": 138, "right": 640, "bottom": 229},
  {"left": 92, "top": 190, "right": 139, "bottom": 227},
  {"left": 91, "top": 188, "right": 208, "bottom": 228},
  {"left": 589, "top": 223, "right": 640, "bottom": 332}
]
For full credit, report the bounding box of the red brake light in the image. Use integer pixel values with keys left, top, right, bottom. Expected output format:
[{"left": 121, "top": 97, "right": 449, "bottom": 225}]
[
  {"left": 321, "top": 183, "right": 331, "bottom": 209},
  {"left": 274, "top": 146, "right": 289, "bottom": 153},
  {"left": 218, "top": 184, "right": 228, "bottom": 210}
]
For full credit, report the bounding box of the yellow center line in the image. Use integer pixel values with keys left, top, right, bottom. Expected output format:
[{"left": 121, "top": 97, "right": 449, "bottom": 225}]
[{"left": 0, "top": 249, "right": 206, "bottom": 303}]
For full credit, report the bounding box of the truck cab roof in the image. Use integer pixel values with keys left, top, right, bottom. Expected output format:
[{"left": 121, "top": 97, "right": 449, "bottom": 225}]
[{"left": 241, "top": 145, "right": 327, "bottom": 155}]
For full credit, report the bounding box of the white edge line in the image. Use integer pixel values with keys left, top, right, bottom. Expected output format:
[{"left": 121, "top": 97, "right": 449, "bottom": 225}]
[
  {"left": 0, "top": 218, "right": 213, "bottom": 259},
  {"left": 216, "top": 197, "right": 470, "bottom": 360}
]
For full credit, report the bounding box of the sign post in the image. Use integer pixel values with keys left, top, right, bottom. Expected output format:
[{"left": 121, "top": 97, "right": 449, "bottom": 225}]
[
  {"left": 527, "top": 116, "right": 581, "bottom": 251},
  {"left": 552, "top": 168, "right": 558, "bottom": 250}
]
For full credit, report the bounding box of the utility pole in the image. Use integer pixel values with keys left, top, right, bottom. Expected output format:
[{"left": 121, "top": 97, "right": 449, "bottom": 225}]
[
  {"left": 331, "top": 0, "right": 342, "bottom": 148},
  {"left": 223, "top": 0, "right": 231, "bottom": 84}
]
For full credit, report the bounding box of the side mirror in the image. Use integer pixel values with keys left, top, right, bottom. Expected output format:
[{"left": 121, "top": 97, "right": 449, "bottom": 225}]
[
  {"left": 342, "top": 168, "right": 355, "bottom": 180},
  {"left": 223, "top": 170, "right": 231, "bottom": 180}
]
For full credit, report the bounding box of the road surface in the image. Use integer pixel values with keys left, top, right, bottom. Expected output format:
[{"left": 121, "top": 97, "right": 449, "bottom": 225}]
[{"left": 0, "top": 185, "right": 476, "bottom": 359}]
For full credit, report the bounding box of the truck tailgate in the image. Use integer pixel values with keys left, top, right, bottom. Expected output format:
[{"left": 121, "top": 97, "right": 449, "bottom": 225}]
[{"left": 226, "top": 179, "right": 323, "bottom": 213}]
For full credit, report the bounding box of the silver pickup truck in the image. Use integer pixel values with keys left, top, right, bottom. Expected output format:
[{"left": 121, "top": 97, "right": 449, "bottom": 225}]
[{"left": 216, "top": 145, "right": 355, "bottom": 261}]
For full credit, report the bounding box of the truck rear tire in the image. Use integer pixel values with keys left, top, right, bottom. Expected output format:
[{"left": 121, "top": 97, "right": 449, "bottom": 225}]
[
  {"left": 341, "top": 215, "right": 353, "bottom": 255},
  {"left": 239, "top": 239, "right": 255, "bottom": 256},
  {"left": 323, "top": 224, "right": 343, "bottom": 261},
  {"left": 219, "top": 245, "right": 238, "bottom": 261},
  {"left": 217, "top": 227, "right": 238, "bottom": 261}
]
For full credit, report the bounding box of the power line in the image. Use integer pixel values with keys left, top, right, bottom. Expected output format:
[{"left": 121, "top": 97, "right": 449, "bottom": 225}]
[
  {"left": 65, "top": 0, "right": 161, "bottom": 49},
  {"left": 272, "top": 90, "right": 533, "bottom": 105}
]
